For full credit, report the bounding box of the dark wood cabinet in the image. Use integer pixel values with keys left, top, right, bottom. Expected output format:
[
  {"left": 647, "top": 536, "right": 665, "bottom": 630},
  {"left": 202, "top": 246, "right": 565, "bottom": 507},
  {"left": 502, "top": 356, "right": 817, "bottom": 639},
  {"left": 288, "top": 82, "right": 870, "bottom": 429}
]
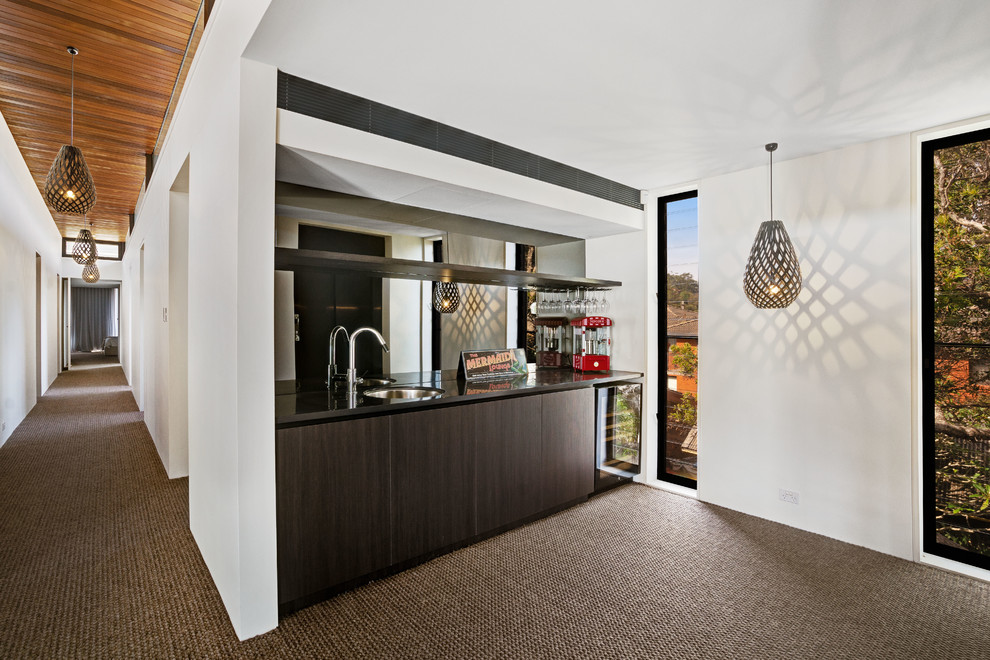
[
  {"left": 276, "top": 385, "right": 603, "bottom": 614},
  {"left": 275, "top": 416, "right": 390, "bottom": 610},
  {"left": 390, "top": 406, "right": 477, "bottom": 564},
  {"left": 540, "top": 388, "right": 595, "bottom": 510},
  {"left": 474, "top": 396, "right": 543, "bottom": 532}
]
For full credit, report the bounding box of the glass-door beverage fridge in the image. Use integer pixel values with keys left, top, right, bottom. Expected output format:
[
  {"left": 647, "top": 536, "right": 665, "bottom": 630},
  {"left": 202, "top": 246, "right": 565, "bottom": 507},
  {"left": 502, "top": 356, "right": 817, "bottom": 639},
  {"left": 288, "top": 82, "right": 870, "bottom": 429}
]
[{"left": 594, "top": 381, "right": 642, "bottom": 493}]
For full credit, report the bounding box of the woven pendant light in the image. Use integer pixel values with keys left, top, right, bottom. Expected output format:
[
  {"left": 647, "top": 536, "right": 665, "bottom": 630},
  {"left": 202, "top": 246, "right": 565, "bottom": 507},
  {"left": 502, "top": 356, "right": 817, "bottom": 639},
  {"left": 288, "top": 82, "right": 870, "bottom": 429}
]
[
  {"left": 432, "top": 281, "right": 460, "bottom": 314},
  {"left": 71, "top": 224, "right": 99, "bottom": 265},
  {"left": 81, "top": 261, "right": 100, "bottom": 284},
  {"left": 743, "top": 143, "right": 802, "bottom": 308},
  {"left": 44, "top": 46, "right": 97, "bottom": 215}
]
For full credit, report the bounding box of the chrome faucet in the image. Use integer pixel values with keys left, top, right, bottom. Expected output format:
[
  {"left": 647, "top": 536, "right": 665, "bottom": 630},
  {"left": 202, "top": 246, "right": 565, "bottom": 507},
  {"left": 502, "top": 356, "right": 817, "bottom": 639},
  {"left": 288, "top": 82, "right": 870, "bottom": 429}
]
[
  {"left": 347, "top": 327, "right": 390, "bottom": 393},
  {"left": 328, "top": 325, "right": 350, "bottom": 388}
]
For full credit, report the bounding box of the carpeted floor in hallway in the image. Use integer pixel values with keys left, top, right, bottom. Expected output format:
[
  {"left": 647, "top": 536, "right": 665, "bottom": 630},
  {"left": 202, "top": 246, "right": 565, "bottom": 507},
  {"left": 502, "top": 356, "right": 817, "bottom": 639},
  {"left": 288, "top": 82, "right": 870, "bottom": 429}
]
[{"left": 1, "top": 357, "right": 989, "bottom": 659}]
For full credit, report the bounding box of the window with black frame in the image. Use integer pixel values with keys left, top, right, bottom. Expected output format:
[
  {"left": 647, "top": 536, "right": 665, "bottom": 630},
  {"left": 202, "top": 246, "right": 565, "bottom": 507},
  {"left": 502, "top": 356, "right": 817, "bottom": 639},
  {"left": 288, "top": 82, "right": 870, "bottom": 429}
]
[
  {"left": 923, "top": 127, "right": 990, "bottom": 571},
  {"left": 659, "top": 191, "right": 698, "bottom": 488}
]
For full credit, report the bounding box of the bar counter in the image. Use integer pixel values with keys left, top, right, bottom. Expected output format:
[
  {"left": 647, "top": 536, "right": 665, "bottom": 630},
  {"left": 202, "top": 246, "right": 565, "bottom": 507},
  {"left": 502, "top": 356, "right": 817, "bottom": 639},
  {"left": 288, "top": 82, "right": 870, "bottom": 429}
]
[{"left": 275, "top": 368, "right": 642, "bottom": 428}]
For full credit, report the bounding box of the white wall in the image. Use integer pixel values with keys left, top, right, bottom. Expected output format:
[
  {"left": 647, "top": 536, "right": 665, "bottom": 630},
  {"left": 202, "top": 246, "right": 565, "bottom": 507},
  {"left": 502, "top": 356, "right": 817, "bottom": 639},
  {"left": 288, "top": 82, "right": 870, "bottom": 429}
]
[
  {"left": 120, "top": 260, "right": 131, "bottom": 380},
  {"left": 586, "top": 227, "right": 653, "bottom": 486},
  {"left": 539, "top": 240, "right": 586, "bottom": 277},
  {"left": 44, "top": 263, "right": 58, "bottom": 390},
  {"left": 120, "top": 0, "right": 277, "bottom": 640},
  {"left": 586, "top": 232, "right": 648, "bottom": 375},
  {"left": 120, "top": 253, "right": 139, "bottom": 400},
  {"left": 695, "top": 135, "right": 914, "bottom": 559},
  {"left": 385, "top": 234, "right": 426, "bottom": 374},
  {"left": 0, "top": 109, "right": 62, "bottom": 447},
  {"left": 231, "top": 57, "right": 278, "bottom": 637},
  {"left": 167, "top": 186, "right": 190, "bottom": 479}
]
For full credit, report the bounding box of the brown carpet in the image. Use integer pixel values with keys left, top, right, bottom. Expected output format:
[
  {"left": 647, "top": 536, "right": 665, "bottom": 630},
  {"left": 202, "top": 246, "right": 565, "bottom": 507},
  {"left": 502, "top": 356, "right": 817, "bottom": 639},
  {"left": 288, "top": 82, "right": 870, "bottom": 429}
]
[
  {"left": 2, "top": 361, "right": 989, "bottom": 659},
  {"left": 69, "top": 351, "right": 119, "bottom": 369}
]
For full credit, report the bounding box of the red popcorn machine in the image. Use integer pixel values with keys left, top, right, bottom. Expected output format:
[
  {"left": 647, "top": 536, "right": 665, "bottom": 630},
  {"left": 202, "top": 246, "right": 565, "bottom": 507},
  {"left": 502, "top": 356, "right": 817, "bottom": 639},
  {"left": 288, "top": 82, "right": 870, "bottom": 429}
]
[{"left": 570, "top": 316, "right": 612, "bottom": 372}]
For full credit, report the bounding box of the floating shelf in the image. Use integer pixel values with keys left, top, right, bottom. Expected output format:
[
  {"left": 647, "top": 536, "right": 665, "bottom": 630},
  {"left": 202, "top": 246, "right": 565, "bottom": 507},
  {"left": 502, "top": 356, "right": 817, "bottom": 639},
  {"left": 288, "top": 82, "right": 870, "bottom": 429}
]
[{"left": 274, "top": 248, "right": 621, "bottom": 290}]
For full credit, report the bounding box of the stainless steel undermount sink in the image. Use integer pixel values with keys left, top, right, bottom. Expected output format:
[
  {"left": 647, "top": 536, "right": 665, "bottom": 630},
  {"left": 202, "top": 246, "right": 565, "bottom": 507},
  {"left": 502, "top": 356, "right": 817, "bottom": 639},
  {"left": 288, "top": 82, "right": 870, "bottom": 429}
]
[
  {"left": 357, "top": 377, "right": 396, "bottom": 387},
  {"left": 362, "top": 386, "right": 445, "bottom": 400}
]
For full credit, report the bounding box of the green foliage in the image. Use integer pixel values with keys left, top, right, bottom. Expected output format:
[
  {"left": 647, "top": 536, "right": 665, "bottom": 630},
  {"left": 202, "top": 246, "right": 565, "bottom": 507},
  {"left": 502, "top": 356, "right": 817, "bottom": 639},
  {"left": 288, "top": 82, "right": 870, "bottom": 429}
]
[
  {"left": 933, "top": 141, "right": 990, "bottom": 347},
  {"left": 667, "top": 272, "right": 698, "bottom": 311},
  {"left": 932, "top": 139, "right": 990, "bottom": 557},
  {"left": 666, "top": 274, "right": 699, "bottom": 430},
  {"left": 669, "top": 392, "right": 697, "bottom": 426},
  {"left": 934, "top": 142, "right": 990, "bottom": 228},
  {"left": 669, "top": 342, "right": 697, "bottom": 380},
  {"left": 932, "top": 141, "right": 990, "bottom": 420},
  {"left": 934, "top": 434, "right": 990, "bottom": 554},
  {"left": 933, "top": 214, "right": 990, "bottom": 348}
]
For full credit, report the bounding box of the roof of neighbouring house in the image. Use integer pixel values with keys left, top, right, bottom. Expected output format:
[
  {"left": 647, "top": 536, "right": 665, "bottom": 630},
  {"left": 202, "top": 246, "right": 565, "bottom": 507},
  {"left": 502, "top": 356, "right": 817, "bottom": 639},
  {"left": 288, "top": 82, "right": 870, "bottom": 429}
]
[
  {"left": 681, "top": 428, "right": 698, "bottom": 454},
  {"left": 667, "top": 306, "right": 698, "bottom": 337}
]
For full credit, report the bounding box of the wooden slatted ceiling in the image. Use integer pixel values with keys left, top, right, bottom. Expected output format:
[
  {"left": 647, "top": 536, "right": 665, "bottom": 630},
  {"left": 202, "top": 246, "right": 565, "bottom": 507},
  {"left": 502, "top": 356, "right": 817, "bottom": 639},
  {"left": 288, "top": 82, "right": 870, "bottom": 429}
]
[{"left": 0, "top": 0, "right": 202, "bottom": 242}]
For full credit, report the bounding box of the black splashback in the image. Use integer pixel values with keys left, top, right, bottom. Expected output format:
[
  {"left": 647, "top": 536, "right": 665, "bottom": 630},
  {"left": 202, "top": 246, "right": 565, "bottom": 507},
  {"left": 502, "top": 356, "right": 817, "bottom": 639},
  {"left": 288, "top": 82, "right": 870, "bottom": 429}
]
[{"left": 294, "top": 226, "right": 385, "bottom": 385}]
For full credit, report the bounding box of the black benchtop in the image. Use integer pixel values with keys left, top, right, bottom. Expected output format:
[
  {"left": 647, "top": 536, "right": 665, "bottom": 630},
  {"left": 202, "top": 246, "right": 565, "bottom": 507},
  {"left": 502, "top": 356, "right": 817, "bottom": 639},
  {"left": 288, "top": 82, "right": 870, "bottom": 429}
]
[{"left": 275, "top": 369, "right": 642, "bottom": 428}]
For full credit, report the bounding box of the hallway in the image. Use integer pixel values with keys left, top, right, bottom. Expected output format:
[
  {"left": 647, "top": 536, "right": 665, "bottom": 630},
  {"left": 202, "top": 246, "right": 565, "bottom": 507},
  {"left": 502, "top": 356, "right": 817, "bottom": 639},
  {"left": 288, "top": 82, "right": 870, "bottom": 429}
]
[{"left": 0, "top": 356, "right": 241, "bottom": 657}]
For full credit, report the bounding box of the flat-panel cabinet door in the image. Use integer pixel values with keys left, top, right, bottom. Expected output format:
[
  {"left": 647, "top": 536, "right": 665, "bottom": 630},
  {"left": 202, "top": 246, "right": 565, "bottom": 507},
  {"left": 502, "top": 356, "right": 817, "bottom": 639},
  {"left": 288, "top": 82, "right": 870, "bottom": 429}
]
[
  {"left": 391, "top": 406, "right": 476, "bottom": 564},
  {"left": 541, "top": 388, "right": 595, "bottom": 510},
  {"left": 276, "top": 416, "right": 390, "bottom": 607},
  {"left": 474, "top": 396, "right": 543, "bottom": 532}
]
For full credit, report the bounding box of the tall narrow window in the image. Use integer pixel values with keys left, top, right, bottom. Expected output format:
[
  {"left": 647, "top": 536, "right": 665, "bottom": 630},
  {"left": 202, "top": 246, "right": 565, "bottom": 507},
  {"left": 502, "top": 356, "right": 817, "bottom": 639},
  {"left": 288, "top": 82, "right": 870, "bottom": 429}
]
[
  {"left": 659, "top": 191, "right": 698, "bottom": 487},
  {"left": 923, "top": 127, "right": 990, "bottom": 570}
]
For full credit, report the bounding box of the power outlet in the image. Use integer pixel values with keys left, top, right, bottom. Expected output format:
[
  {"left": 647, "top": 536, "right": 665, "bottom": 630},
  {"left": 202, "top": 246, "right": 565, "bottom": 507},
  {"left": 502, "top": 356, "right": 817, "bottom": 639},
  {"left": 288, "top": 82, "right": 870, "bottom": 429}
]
[{"left": 779, "top": 488, "right": 800, "bottom": 505}]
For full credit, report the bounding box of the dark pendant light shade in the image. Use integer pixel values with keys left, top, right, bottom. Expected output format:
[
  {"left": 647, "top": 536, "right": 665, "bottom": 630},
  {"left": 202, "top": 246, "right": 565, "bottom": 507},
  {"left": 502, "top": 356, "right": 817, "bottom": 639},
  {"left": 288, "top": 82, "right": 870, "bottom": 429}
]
[
  {"left": 743, "top": 143, "right": 802, "bottom": 309},
  {"left": 743, "top": 220, "right": 802, "bottom": 307},
  {"left": 81, "top": 261, "right": 100, "bottom": 284},
  {"left": 44, "top": 46, "right": 97, "bottom": 216},
  {"left": 432, "top": 281, "right": 460, "bottom": 314},
  {"left": 71, "top": 227, "right": 98, "bottom": 265},
  {"left": 45, "top": 145, "right": 97, "bottom": 214}
]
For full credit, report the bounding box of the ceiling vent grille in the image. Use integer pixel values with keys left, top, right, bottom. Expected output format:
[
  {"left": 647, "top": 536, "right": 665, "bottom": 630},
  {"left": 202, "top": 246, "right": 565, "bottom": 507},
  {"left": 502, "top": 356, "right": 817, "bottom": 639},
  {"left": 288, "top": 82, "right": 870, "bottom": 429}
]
[{"left": 277, "top": 71, "right": 643, "bottom": 210}]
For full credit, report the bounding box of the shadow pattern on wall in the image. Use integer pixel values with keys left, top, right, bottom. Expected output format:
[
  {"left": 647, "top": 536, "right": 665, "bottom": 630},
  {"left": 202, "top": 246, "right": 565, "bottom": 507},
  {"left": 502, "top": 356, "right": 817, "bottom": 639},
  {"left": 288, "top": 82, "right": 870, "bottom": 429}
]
[
  {"left": 441, "top": 234, "right": 507, "bottom": 370},
  {"left": 701, "top": 138, "right": 913, "bottom": 555}
]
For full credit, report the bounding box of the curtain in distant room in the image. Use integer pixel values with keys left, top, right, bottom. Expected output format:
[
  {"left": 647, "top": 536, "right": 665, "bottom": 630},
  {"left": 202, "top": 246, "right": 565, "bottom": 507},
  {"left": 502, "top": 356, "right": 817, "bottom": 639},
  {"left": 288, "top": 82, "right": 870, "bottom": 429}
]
[{"left": 71, "top": 287, "right": 117, "bottom": 352}]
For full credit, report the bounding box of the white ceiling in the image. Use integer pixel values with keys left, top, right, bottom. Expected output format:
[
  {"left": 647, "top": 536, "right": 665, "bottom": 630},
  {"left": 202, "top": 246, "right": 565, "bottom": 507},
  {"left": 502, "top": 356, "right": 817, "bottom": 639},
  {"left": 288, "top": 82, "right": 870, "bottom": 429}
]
[{"left": 246, "top": 0, "right": 990, "bottom": 192}]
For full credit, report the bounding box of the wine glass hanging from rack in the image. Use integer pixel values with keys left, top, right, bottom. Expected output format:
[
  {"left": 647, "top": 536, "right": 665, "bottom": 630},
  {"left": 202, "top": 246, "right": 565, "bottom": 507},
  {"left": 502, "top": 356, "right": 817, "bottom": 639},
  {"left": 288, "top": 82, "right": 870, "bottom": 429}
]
[{"left": 533, "top": 287, "right": 610, "bottom": 316}]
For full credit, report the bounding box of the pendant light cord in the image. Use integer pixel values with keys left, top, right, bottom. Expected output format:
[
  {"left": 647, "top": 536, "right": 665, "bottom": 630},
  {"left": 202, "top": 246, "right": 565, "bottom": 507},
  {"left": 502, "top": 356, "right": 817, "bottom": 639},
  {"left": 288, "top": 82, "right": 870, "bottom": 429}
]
[
  {"left": 70, "top": 49, "right": 74, "bottom": 145},
  {"left": 766, "top": 142, "right": 777, "bottom": 221}
]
